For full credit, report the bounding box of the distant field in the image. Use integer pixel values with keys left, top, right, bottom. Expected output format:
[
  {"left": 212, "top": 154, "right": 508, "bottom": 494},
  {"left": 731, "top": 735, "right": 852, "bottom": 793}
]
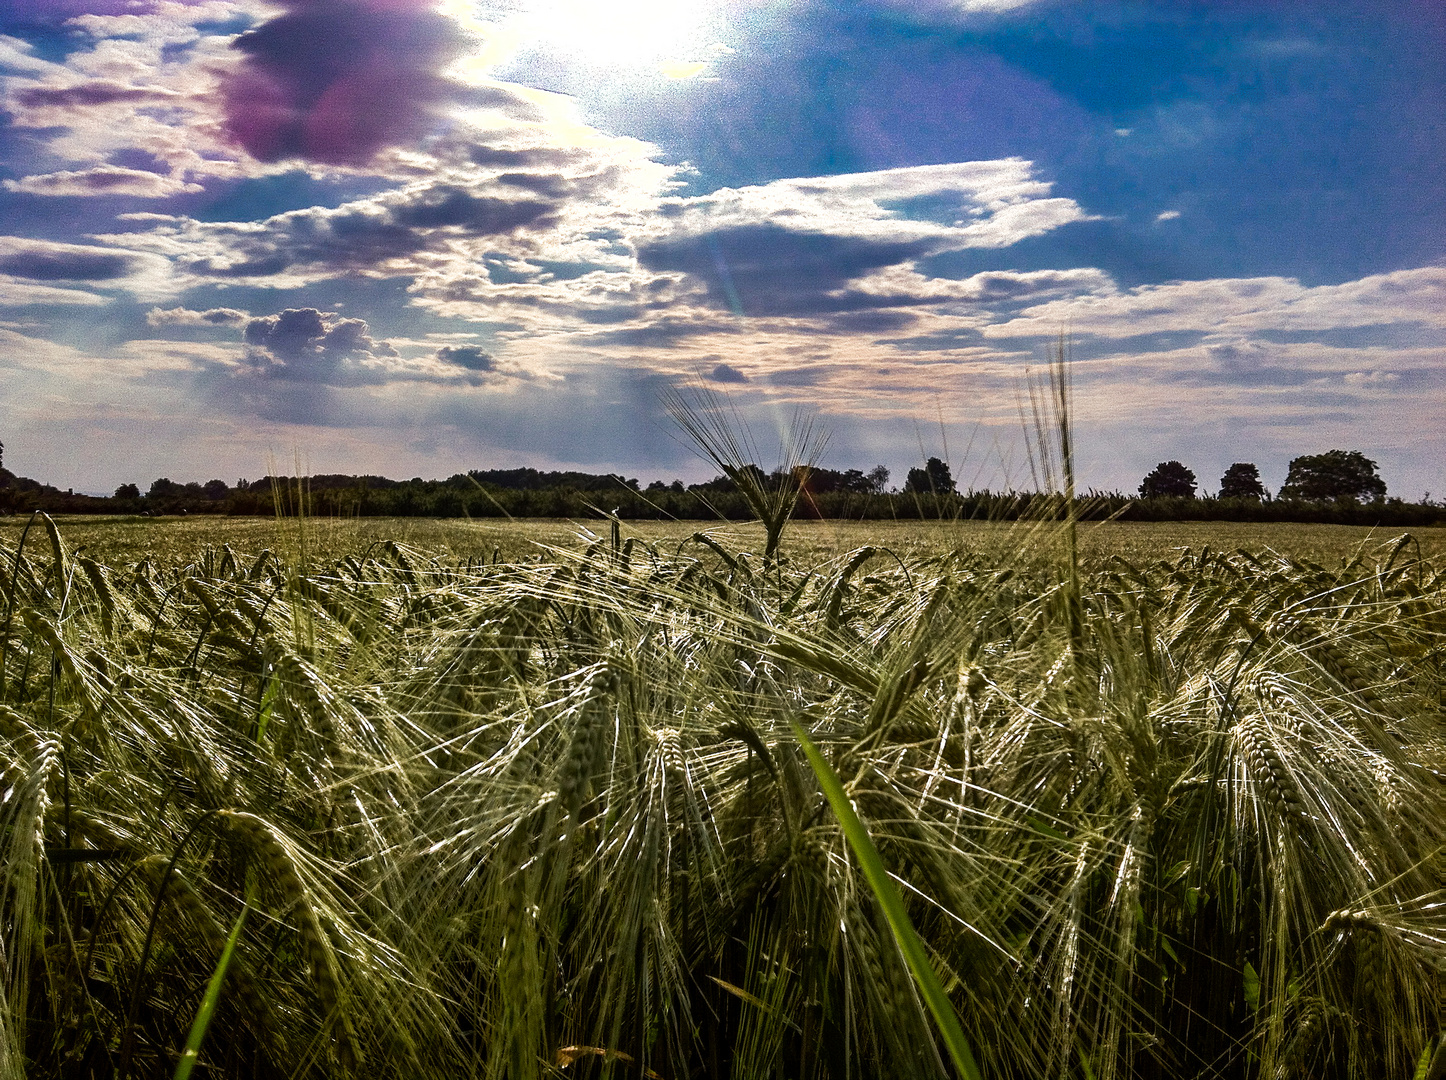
[{"left": 5, "top": 512, "right": 1442, "bottom": 567}]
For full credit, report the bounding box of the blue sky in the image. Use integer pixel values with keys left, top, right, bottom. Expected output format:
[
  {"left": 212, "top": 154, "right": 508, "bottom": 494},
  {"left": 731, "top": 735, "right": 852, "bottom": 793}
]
[{"left": 0, "top": 0, "right": 1441, "bottom": 496}]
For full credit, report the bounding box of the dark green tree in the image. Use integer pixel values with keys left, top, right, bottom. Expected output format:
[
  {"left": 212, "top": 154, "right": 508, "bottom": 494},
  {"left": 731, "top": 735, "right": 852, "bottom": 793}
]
[
  {"left": 1218, "top": 462, "right": 1267, "bottom": 500},
  {"left": 904, "top": 457, "right": 955, "bottom": 494},
  {"left": 1278, "top": 450, "right": 1386, "bottom": 502},
  {"left": 114, "top": 483, "right": 140, "bottom": 500},
  {"left": 1138, "top": 461, "right": 1197, "bottom": 498}
]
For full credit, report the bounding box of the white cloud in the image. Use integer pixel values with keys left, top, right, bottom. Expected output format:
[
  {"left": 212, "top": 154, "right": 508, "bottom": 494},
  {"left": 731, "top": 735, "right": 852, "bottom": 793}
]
[
  {"left": 945, "top": 0, "right": 1044, "bottom": 11},
  {"left": 1342, "top": 369, "right": 1400, "bottom": 386},
  {"left": 91, "top": 89, "right": 683, "bottom": 315},
  {"left": 984, "top": 266, "right": 1446, "bottom": 338},
  {"left": 0, "top": 279, "right": 111, "bottom": 307},
  {"left": 147, "top": 305, "right": 251, "bottom": 327},
  {"left": 876, "top": 0, "right": 1047, "bottom": 17},
  {"left": 1156, "top": 210, "right": 1181, "bottom": 221},
  {"left": 4, "top": 168, "right": 204, "bottom": 198},
  {"left": 837, "top": 265, "right": 1111, "bottom": 304},
  {"left": 651, "top": 159, "right": 1092, "bottom": 250},
  {"left": 1244, "top": 37, "right": 1327, "bottom": 58},
  {"left": 1, "top": 22, "right": 263, "bottom": 191},
  {"left": 0, "top": 35, "right": 65, "bottom": 75},
  {"left": 64, "top": 2, "right": 243, "bottom": 44}
]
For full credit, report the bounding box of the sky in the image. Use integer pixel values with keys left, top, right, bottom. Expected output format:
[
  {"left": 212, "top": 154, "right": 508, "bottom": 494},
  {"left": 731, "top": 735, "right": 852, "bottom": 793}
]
[{"left": 0, "top": 0, "right": 1441, "bottom": 497}]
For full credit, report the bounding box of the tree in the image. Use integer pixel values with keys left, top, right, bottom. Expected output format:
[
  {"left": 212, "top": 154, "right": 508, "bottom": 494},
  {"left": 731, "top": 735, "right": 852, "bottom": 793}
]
[
  {"left": 1218, "top": 463, "right": 1267, "bottom": 500},
  {"left": 866, "top": 465, "right": 890, "bottom": 494},
  {"left": 114, "top": 483, "right": 140, "bottom": 500},
  {"left": 1138, "top": 461, "right": 1197, "bottom": 499},
  {"left": 795, "top": 466, "right": 889, "bottom": 496},
  {"left": 904, "top": 457, "right": 955, "bottom": 494},
  {"left": 203, "top": 479, "right": 230, "bottom": 500},
  {"left": 1278, "top": 450, "right": 1386, "bottom": 502}
]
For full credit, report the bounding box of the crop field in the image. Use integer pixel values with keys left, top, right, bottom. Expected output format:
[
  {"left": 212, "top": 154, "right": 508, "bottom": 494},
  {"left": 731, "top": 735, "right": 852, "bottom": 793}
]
[
  {"left": 6, "top": 513, "right": 1445, "bottom": 568},
  {"left": 1, "top": 509, "right": 1443, "bottom": 1079}
]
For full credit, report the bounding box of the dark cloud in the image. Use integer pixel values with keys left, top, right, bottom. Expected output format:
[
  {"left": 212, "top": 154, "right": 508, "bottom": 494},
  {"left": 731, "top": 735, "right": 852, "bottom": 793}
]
[
  {"left": 2, "top": 166, "right": 199, "bottom": 197},
  {"left": 876, "top": 327, "right": 987, "bottom": 352},
  {"left": 0, "top": 250, "right": 132, "bottom": 280},
  {"left": 768, "top": 366, "right": 831, "bottom": 387},
  {"left": 1184, "top": 341, "right": 1317, "bottom": 387},
  {"left": 1252, "top": 322, "right": 1445, "bottom": 349},
  {"left": 919, "top": 219, "right": 1195, "bottom": 291},
  {"left": 496, "top": 173, "right": 575, "bottom": 198},
  {"left": 452, "top": 84, "right": 549, "bottom": 120},
  {"left": 436, "top": 344, "right": 494, "bottom": 371},
  {"left": 575, "top": 315, "right": 741, "bottom": 347},
  {"left": 244, "top": 306, "right": 326, "bottom": 361},
  {"left": 968, "top": 271, "right": 1070, "bottom": 301},
  {"left": 423, "top": 364, "right": 689, "bottom": 468},
  {"left": 708, "top": 362, "right": 748, "bottom": 383},
  {"left": 0, "top": 0, "right": 156, "bottom": 19},
  {"left": 636, "top": 225, "right": 931, "bottom": 317},
  {"left": 981, "top": 327, "right": 1208, "bottom": 352},
  {"left": 826, "top": 309, "right": 918, "bottom": 333},
  {"left": 222, "top": 0, "right": 472, "bottom": 166},
  {"left": 215, "top": 254, "right": 294, "bottom": 278},
  {"left": 391, "top": 187, "right": 555, "bottom": 231},
  {"left": 242, "top": 306, "right": 399, "bottom": 384},
  {"left": 186, "top": 181, "right": 563, "bottom": 279},
  {"left": 1088, "top": 329, "right": 1209, "bottom": 353},
  {"left": 708, "top": 362, "right": 751, "bottom": 384},
  {"left": 634, "top": 227, "right": 1098, "bottom": 328},
  {"left": 1194, "top": 367, "right": 1316, "bottom": 387},
  {"left": 204, "top": 377, "right": 345, "bottom": 428},
  {"left": 66, "top": 171, "right": 162, "bottom": 193},
  {"left": 467, "top": 145, "right": 588, "bottom": 169},
  {"left": 14, "top": 82, "right": 175, "bottom": 109}
]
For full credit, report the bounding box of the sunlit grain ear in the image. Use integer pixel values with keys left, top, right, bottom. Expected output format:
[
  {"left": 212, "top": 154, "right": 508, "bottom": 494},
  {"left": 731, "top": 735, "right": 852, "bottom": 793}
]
[{"left": 663, "top": 375, "right": 828, "bottom": 567}]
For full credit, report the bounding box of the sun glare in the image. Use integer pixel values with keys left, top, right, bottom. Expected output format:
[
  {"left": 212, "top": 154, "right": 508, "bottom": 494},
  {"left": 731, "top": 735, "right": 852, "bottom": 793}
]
[{"left": 473, "top": 0, "right": 730, "bottom": 77}]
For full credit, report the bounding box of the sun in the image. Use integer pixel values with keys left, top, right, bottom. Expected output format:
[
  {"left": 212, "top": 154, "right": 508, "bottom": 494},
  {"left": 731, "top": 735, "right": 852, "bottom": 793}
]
[{"left": 465, "top": 0, "right": 732, "bottom": 78}]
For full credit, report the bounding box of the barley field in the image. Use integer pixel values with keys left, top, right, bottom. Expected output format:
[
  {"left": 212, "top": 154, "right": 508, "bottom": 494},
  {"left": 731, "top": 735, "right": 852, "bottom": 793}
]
[
  {"left": 6, "top": 513, "right": 1445, "bottom": 568},
  {"left": 2, "top": 510, "right": 1443, "bottom": 1079}
]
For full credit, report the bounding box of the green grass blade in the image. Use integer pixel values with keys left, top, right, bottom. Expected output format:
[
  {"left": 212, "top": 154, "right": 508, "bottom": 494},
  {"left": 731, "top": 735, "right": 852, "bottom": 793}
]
[
  {"left": 254, "top": 668, "right": 279, "bottom": 742},
  {"left": 173, "top": 888, "right": 252, "bottom": 1080},
  {"left": 790, "top": 719, "right": 984, "bottom": 1080}
]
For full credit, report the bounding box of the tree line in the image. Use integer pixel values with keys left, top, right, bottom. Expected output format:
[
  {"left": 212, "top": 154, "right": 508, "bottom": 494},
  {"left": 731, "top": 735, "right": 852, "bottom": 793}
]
[
  {"left": 1137, "top": 450, "right": 1390, "bottom": 503},
  {"left": 0, "top": 444, "right": 1440, "bottom": 525}
]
